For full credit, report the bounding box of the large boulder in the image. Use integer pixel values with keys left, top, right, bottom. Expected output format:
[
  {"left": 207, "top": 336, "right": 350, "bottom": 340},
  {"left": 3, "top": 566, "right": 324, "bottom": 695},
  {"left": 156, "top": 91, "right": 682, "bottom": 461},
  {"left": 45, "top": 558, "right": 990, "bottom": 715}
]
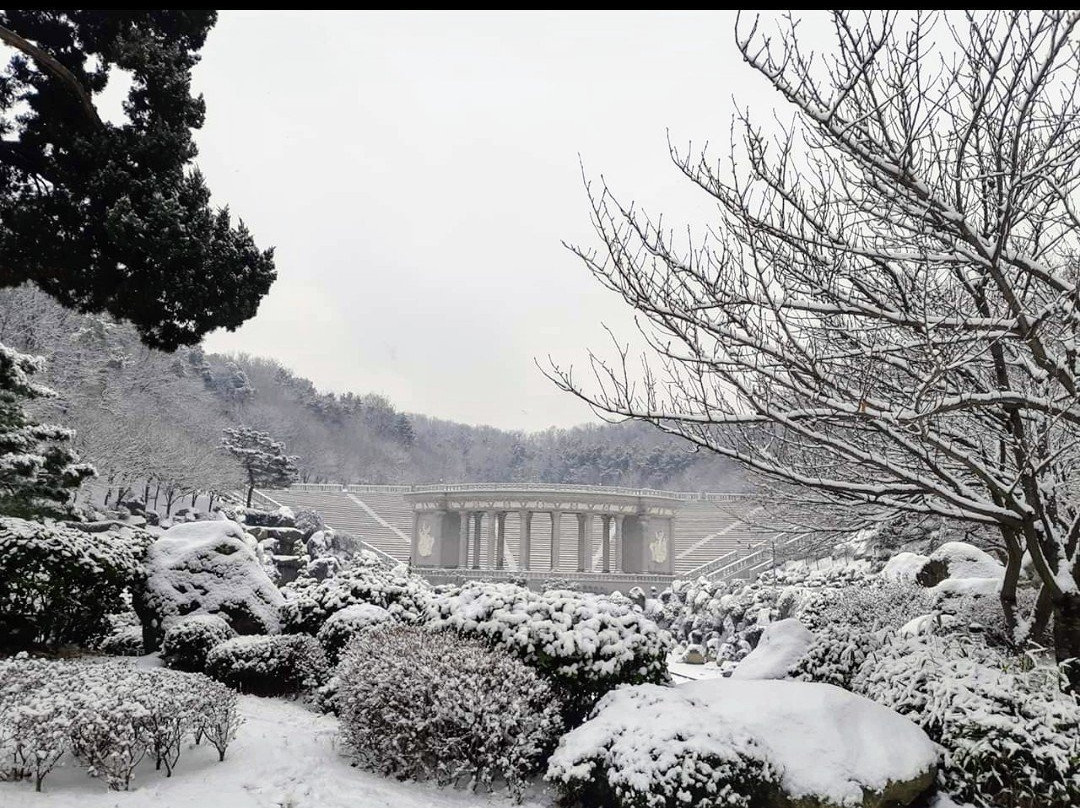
[
  {"left": 915, "top": 542, "right": 1003, "bottom": 590},
  {"left": 134, "top": 519, "right": 284, "bottom": 649},
  {"left": 731, "top": 618, "right": 814, "bottom": 680},
  {"left": 548, "top": 678, "right": 937, "bottom": 808}
]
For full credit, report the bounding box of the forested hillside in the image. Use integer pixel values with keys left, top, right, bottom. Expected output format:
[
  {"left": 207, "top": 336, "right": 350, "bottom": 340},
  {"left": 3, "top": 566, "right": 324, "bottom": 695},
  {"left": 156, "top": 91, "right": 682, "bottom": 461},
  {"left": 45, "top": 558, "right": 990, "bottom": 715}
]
[{"left": 0, "top": 285, "right": 742, "bottom": 496}]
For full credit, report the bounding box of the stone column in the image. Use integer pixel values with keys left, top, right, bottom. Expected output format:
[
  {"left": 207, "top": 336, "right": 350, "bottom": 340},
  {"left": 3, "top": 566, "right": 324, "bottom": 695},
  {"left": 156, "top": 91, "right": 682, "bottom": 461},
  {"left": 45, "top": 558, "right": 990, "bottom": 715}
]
[
  {"left": 495, "top": 512, "right": 507, "bottom": 569},
  {"left": 485, "top": 510, "right": 498, "bottom": 568},
  {"left": 519, "top": 509, "right": 532, "bottom": 570},
  {"left": 639, "top": 513, "right": 652, "bottom": 573},
  {"left": 576, "top": 513, "right": 595, "bottom": 572},
  {"left": 601, "top": 515, "right": 611, "bottom": 573},
  {"left": 458, "top": 510, "right": 470, "bottom": 568},
  {"left": 410, "top": 511, "right": 420, "bottom": 564},
  {"left": 472, "top": 512, "right": 483, "bottom": 569},
  {"left": 583, "top": 513, "right": 594, "bottom": 572},
  {"left": 550, "top": 510, "right": 562, "bottom": 570},
  {"left": 613, "top": 515, "right": 625, "bottom": 573}
]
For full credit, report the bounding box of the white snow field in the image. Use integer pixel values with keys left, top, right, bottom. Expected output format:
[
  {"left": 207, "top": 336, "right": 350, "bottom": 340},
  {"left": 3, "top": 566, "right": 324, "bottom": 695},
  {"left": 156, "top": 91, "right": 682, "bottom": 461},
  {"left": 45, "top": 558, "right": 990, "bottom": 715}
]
[{"left": 2, "top": 694, "right": 552, "bottom": 808}]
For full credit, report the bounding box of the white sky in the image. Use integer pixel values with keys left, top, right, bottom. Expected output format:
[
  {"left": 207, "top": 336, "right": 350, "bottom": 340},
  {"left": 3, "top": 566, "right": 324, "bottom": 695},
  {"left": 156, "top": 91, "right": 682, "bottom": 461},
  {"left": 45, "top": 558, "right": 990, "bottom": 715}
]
[{"left": 191, "top": 10, "right": 787, "bottom": 430}]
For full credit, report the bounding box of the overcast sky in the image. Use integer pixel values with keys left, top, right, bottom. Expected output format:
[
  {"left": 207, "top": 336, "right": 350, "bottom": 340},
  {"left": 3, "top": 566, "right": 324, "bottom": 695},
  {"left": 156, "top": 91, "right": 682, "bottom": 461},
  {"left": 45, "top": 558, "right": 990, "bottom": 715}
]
[{"left": 191, "top": 11, "right": 784, "bottom": 431}]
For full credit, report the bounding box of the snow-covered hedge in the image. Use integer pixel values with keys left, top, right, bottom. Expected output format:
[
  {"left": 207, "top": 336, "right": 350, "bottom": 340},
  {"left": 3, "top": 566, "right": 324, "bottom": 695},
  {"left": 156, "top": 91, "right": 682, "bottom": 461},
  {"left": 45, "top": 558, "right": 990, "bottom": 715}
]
[
  {"left": 206, "top": 634, "right": 327, "bottom": 696},
  {"left": 134, "top": 520, "right": 283, "bottom": 649},
  {"left": 280, "top": 551, "right": 431, "bottom": 634},
  {"left": 797, "top": 577, "right": 935, "bottom": 633},
  {"left": 0, "top": 517, "right": 151, "bottom": 649},
  {"left": 424, "top": 582, "right": 671, "bottom": 720},
  {"left": 315, "top": 603, "right": 392, "bottom": 664},
  {"left": 336, "top": 624, "right": 563, "bottom": 800},
  {"left": 162, "top": 614, "right": 237, "bottom": 672},
  {"left": 791, "top": 623, "right": 889, "bottom": 690},
  {"left": 0, "top": 657, "right": 240, "bottom": 791},
  {"left": 852, "top": 635, "right": 1080, "bottom": 808}
]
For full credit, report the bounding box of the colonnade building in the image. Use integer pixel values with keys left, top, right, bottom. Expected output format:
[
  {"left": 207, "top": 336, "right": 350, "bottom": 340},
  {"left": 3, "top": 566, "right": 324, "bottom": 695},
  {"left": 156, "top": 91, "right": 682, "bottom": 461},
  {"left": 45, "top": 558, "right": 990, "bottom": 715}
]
[{"left": 405, "top": 484, "right": 679, "bottom": 576}]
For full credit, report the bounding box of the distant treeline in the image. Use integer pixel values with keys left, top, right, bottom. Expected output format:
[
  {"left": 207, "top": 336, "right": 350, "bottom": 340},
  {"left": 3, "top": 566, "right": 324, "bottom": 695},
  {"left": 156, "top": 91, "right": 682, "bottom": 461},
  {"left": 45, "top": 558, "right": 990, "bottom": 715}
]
[{"left": 0, "top": 285, "right": 744, "bottom": 493}]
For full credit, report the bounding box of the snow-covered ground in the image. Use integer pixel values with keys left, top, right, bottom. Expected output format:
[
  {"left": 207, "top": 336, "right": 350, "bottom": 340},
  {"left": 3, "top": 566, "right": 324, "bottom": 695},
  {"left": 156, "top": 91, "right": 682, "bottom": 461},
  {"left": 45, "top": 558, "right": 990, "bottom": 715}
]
[
  {"left": 2, "top": 694, "right": 553, "bottom": 808},
  {"left": 667, "top": 654, "right": 727, "bottom": 681}
]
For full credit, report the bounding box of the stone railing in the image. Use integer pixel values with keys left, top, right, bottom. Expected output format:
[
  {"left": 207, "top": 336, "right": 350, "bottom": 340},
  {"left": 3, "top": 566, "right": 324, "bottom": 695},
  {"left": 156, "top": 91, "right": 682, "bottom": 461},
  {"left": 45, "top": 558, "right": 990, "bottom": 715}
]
[{"left": 275, "top": 483, "right": 756, "bottom": 502}]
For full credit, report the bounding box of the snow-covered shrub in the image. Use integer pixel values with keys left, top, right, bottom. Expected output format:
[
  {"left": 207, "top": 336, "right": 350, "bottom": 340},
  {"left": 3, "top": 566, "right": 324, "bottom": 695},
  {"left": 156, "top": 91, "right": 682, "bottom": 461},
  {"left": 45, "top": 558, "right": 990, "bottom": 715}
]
[
  {"left": 336, "top": 624, "right": 563, "bottom": 800},
  {"left": 798, "top": 578, "right": 936, "bottom": 632},
  {"left": 133, "top": 519, "right": 284, "bottom": 649},
  {"left": 424, "top": 582, "right": 670, "bottom": 721},
  {"left": 97, "top": 624, "right": 144, "bottom": 656},
  {"left": 280, "top": 551, "right": 431, "bottom": 634},
  {"left": 293, "top": 508, "right": 325, "bottom": 536},
  {"left": 162, "top": 614, "right": 237, "bottom": 672},
  {"left": 0, "top": 517, "right": 150, "bottom": 649},
  {"left": 853, "top": 635, "right": 1080, "bottom": 808},
  {"left": 206, "top": 634, "right": 327, "bottom": 696},
  {"left": 791, "top": 623, "right": 889, "bottom": 689},
  {"left": 0, "top": 657, "right": 241, "bottom": 791},
  {"left": 547, "top": 684, "right": 773, "bottom": 808},
  {"left": 315, "top": 603, "right": 392, "bottom": 664}
]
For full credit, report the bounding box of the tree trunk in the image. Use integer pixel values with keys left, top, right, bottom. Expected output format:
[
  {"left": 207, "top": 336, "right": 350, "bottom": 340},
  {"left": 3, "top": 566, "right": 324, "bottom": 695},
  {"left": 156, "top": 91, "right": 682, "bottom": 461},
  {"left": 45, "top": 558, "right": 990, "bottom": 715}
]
[
  {"left": 999, "top": 542, "right": 1023, "bottom": 645},
  {"left": 191, "top": 490, "right": 199, "bottom": 507},
  {"left": 1053, "top": 592, "right": 1080, "bottom": 692},
  {"left": 1030, "top": 584, "right": 1054, "bottom": 644},
  {"left": 246, "top": 484, "right": 254, "bottom": 508}
]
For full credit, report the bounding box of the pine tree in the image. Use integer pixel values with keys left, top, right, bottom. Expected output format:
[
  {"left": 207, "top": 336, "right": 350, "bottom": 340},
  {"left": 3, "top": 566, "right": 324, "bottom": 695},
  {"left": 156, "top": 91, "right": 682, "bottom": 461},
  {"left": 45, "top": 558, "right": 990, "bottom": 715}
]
[
  {"left": 0, "top": 345, "right": 95, "bottom": 517},
  {"left": 222, "top": 427, "right": 299, "bottom": 508},
  {"left": 0, "top": 10, "right": 275, "bottom": 351}
]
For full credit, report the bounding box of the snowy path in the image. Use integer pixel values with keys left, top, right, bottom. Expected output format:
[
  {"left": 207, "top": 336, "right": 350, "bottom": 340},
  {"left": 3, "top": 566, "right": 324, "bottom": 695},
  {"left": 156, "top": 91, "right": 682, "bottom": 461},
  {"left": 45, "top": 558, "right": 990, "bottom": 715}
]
[{"left": 3, "top": 695, "right": 554, "bottom": 808}]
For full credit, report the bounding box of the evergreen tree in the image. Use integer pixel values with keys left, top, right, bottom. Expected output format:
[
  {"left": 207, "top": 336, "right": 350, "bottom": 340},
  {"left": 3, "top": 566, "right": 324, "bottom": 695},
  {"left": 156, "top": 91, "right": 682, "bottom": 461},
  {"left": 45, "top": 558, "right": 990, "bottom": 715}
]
[
  {"left": 393, "top": 413, "right": 415, "bottom": 448},
  {"left": 0, "top": 345, "right": 95, "bottom": 517},
  {"left": 222, "top": 427, "right": 299, "bottom": 507},
  {"left": 0, "top": 10, "right": 275, "bottom": 350}
]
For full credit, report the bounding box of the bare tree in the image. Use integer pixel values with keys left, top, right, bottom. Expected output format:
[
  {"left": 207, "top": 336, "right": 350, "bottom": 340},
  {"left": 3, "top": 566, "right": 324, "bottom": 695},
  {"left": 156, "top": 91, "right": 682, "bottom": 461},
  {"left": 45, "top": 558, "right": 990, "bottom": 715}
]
[{"left": 549, "top": 10, "right": 1080, "bottom": 683}]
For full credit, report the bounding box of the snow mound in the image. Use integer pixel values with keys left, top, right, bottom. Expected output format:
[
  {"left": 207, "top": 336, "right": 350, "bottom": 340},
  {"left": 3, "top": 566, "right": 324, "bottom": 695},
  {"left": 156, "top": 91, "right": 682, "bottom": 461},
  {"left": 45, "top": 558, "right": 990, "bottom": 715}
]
[
  {"left": 135, "top": 520, "right": 284, "bottom": 647},
  {"left": 932, "top": 576, "right": 1001, "bottom": 598},
  {"left": 549, "top": 678, "right": 937, "bottom": 808},
  {"left": 897, "top": 614, "right": 938, "bottom": 638},
  {"left": 730, "top": 618, "right": 813, "bottom": 680},
  {"left": 928, "top": 542, "right": 1004, "bottom": 580},
  {"left": 159, "top": 519, "right": 254, "bottom": 546},
  {"left": 882, "top": 552, "right": 929, "bottom": 582}
]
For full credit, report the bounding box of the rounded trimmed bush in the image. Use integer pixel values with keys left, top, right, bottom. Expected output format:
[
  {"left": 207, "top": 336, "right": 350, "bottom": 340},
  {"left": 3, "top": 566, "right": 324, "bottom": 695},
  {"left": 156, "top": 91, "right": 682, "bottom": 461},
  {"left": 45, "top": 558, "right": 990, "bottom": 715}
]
[
  {"left": 336, "top": 624, "right": 563, "bottom": 799},
  {"left": 206, "top": 634, "right": 327, "bottom": 696},
  {"left": 98, "top": 625, "right": 145, "bottom": 657},
  {"left": 162, "top": 614, "right": 236, "bottom": 672},
  {"left": 424, "top": 582, "right": 671, "bottom": 722},
  {"left": 280, "top": 553, "right": 431, "bottom": 634},
  {"left": 316, "top": 603, "right": 392, "bottom": 664}
]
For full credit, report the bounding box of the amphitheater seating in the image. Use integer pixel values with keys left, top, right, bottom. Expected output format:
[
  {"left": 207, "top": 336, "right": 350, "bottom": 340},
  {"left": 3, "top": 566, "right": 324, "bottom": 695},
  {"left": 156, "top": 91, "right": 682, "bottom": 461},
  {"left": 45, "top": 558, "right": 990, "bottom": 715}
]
[{"left": 259, "top": 485, "right": 770, "bottom": 577}]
